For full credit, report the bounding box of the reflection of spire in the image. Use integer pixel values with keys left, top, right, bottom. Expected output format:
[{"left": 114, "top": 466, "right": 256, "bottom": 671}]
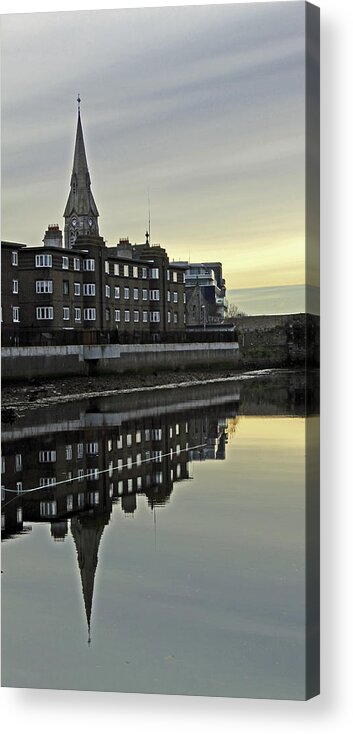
[{"left": 71, "top": 513, "right": 108, "bottom": 646}]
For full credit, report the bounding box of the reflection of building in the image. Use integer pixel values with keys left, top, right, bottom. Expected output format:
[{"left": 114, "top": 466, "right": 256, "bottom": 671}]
[{"left": 1, "top": 393, "right": 239, "bottom": 642}]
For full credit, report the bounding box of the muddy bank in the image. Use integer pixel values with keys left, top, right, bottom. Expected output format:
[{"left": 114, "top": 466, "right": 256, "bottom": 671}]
[{"left": 1, "top": 367, "right": 243, "bottom": 418}]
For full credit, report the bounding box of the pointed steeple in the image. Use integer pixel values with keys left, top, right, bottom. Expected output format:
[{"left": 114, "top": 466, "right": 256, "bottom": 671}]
[{"left": 64, "top": 96, "right": 99, "bottom": 248}]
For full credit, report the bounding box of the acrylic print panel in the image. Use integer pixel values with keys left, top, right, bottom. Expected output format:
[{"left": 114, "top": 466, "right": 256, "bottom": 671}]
[{"left": 1, "top": 2, "right": 320, "bottom": 700}]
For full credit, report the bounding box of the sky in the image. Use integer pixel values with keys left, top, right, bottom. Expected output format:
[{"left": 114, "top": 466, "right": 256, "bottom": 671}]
[{"left": 0, "top": 2, "right": 319, "bottom": 314}]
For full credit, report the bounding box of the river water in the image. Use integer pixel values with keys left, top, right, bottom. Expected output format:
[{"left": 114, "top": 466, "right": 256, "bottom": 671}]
[{"left": 1, "top": 370, "right": 319, "bottom": 699}]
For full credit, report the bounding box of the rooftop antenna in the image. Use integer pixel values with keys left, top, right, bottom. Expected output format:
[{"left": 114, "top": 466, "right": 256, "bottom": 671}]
[
  {"left": 77, "top": 93, "right": 81, "bottom": 114},
  {"left": 148, "top": 189, "right": 151, "bottom": 244}
]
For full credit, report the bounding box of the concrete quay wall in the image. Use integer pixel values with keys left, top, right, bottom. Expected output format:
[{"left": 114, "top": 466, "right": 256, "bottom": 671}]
[{"left": 1, "top": 342, "right": 239, "bottom": 382}]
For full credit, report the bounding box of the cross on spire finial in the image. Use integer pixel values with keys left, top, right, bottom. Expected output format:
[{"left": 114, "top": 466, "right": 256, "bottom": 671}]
[{"left": 77, "top": 93, "right": 81, "bottom": 114}]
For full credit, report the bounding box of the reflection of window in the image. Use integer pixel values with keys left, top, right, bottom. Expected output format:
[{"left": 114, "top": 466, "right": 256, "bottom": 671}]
[
  {"left": 65, "top": 445, "right": 72, "bottom": 460},
  {"left": 16, "top": 482, "right": 23, "bottom": 493},
  {"left": 86, "top": 442, "right": 98, "bottom": 455},
  {"left": 128, "top": 478, "right": 133, "bottom": 492},
  {"left": 78, "top": 492, "right": 85, "bottom": 506},
  {"left": 136, "top": 431, "right": 141, "bottom": 443},
  {"left": 39, "top": 450, "right": 56, "bottom": 463},
  {"left": 66, "top": 495, "right": 73, "bottom": 511},
  {"left": 127, "top": 434, "right": 132, "bottom": 447},
  {"left": 17, "top": 508, "right": 23, "bottom": 523},
  {"left": 133, "top": 266, "right": 138, "bottom": 278},
  {"left": 40, "top": 501, "right": 57, "bottom": 516},
  {"left": 39, "top": 477, "right": 57, "bottom": 486},
  {"left": 15, "top": 454, "right": 22, "bottom": 471}
]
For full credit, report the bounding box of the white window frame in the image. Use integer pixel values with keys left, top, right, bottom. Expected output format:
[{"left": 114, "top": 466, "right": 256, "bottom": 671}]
[
  {"left": 114, "top": 286, "right": 120, "bottom": 299},
  {"left": 62, "top": 256, "right": 69, "bottom": 270},
  {"left": 83, "top": 308, "right": 96, "bottom": 321},
  {"left": 63, "top": 307, "right": 70, "bottom": 321},
  {"left": 124, "top": 310, "right": 130, "bottom": 323},
  {"left": 83, "top": 258, "right": 95, "bottom": 271},
  {"left": 150, "top": 311, "right": 160, "bottom": 323},
  {"left": 115, "top": 309, "right": 121, "bottom": 322},
  {"left": 12, "top": 306, "right": 20, "bottom": 323},
  {"left": 12, "top": 280, "right": 19, "bottom": 294},
  {"left": 35, "top": 254, "right": 52, "bottom": 268},
  {"left": 142, "top": 267, "right": 148, "bottom": 279},
  {"left": 83, "top": 283, "right": 96, "bottom": 296},
  {"left": 12, "top": 251, "right": 18, "bottom": 266},
  {"left": 124, "top": 287, "right": 130, "bottom": 300},
  {"left": 123, "top": 264, "right": 129, "bottom": 277},
  {"left": 36, "top": 306, "right": 54, "bottom": 320},
  {"left": 74, "top": 282, "right": 81, "bottom": 296},
  {"left": 173, "top": 292, "right": 178, "bottom": 303},
  {"left": 74, "top": 257, "right": 81, "bottom": 271},
  {"left": 150, "top": 268, "right": 159, "bottom": 279},
  {"left": 36, "top": 280, "right": 53, "bottom": 294},
  {"left": 133, "top": 287, "right": 139, "bottom": 300},
  {"left": 105, "top": 284, "right": 111, "bottom": 298},
  {"left": 39, "top": 450, "right": 56, "bottom": 463},
  {"left": 143, "top": 311, "right": 148, "bottom": 323},
  {"left": 74, "top": 307, "right": 81, "bottom": 322},
  {"left": 134, "top": 310, "right": 139, "bottom": 323}
]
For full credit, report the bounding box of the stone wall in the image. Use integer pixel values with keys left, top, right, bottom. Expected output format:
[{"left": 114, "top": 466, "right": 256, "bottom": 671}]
[
  {"left": 235, "top": 313, "right": 320, "bottom": 369},
  {"left": 1, "top": 342, "right": 239, "bottom": 382}
]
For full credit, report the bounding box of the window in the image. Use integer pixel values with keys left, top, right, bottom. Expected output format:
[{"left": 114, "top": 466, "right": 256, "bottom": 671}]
[
  {"left": 40, "top": 501, "right": 57, "bottom": 517},
  {"left": 12, "top": 251, "right": 18, "bottom": 266},
  {"left": 87, "top": 470, "right": 99, "bottom": 481},
  {"left": 86, "top": 442, "right": 99, "bottom": 454},
  {"left": 12, "top": 280, "right": 18, "bottom": 294},
  {"left": 173, "top": 271, "right": 178, "bottom": 283},
  {"left": 167, "top": 270, "right": 170, "bottom": 281},
  {"left": 65, "top": 445, "right": 72, "bottom": 460},
  {"left": 114, "top": 286, "right": 120, "bottom": 299},
  {"left": 145, "top": 429, "right": 150, "bottom": 441},
  {"left": 63, "top": 281, "right": 69, "bottom": 296},
  {"left": 168, "top": 311, "right": 171, "bottom": 323},
  {"left": 175, "top": 424, "right": 180, "bottom": 436},
  {"left": 107, "top": 439, "right": 113, "bottom": 452},
  {"left": 142, "top": 289, "right": 148, "bottom": 301},
  {"left": 127, "top": 478, "right": 133, "bottom": 492},
  {"left": 74, "top": 308, "right": 81, "bottom": 322},
  {"left": 150, "top": 268, "right": 159, "bottom": 279},
  {"left": 143, "top": 311, "right": 148, "bottom": 323},
  {"left": 77, "top": 443, "right": 84, "bottom": 458},
  {"left": 124, "top": 287, "right": 129, "bottom": 300},
  {"left": 118, "top": 480, "right": 123, "bottom": 494},
  {"left": 114, "top": 264, "right": 120, "bottom": 276},
  {"left": 173, "top": 292, "right": 178, "bottom": 303},
  {"left": 39, "top": 450, "right": 56, "bottom": 463},
  {"left": 35, "top": 254, "right": 52, "bottom": 268},
  {"left": 123, "top": 264, "right": 129, "bottom": 277},
  {"left": 136, "top": 430, "right": 141, "bottom": 443},
  {"left": 83, "top": 283, "right": 95, "bottom": 296},
  {"left": 66, "top": 495, "right": 73, "bottom": 511},
  {"left": 83, "top": 308, "right": 96, "bottom": 321},
  {"left": 118, "top": 459, "right": 123, "bottom": 472},
  {"left": 36, "top": 280, "right": 53, "bottom": 294},
  {"left": 1, "top": 457, "right": 5, "bottom": 473},
  {"left": 134, "top": 310, "right": 139, "bottom": 323},
  {"left": 74, "top": 257, "right": 80, "bottom": 271},
  {"left": 133, "top": 288, "right": 139, "bottom": 300},
  {"left": 78, "top": 492, "right": 85, "bottom": 506},
  {"left": 16, "top": 482, "right": 23, "bottom": 493},
  {"left": 136, "top": 453, "right": 142, "bottom": 467},
  {"left": 127, "top": 457, "right": 132, "bottom": 469},
  {"left": 12, "top": 307, "right": 20, "bottom": 323},
  {"left": 169, "top": 427, "right": 173, "bottom": 438},
  {"left": 167, "top": 292, "right": 171, "bottom": 302},
  {"left": 150, "top": 311, "right": 160, "bottom": 323},
  {"left": 63, "top": 307, "right": 70, "bottom": 321},
  {"left": 78, "top": 470, "right": 84, "bottom": 482},
  {"left": 36, "top": 307, "right": 54, "bottom": 320},
  {"left": 115, "top": 309, "right": 121, "bottom": 322},
  {"left": 183, "top": 293, "right": 186, "bottom": 304},
  {"left": 142, "top": 267, "right": 148, "bottom": 279},
  {"left": 137, "top": 476, "right": 142, "bottom": 490},
  {"left": 83, "top": 258, "right": 95, "bottom": 271},
  {"left": 127, "top": 434, "right": 132, "bottom": 447},
  {"left": 74, "top": 282, "right": 81, "bottom": 295},
  {"left": 105, "top": 285, "right": 110, "bottom": 298},
  {"left": 62, "top": 256, "right": 69, "bottom": 270},
  {"left": 149, "top": 289, "right": 160, "bottom": 301},
  {"left": 174, "top": 313, "right": 178, "bottom": 324},
  {"left": 117, "top": 435, "right": 123, "bottom": 449},
  {"left": 15, "top": 454, "right": 22, "bottom": 471},
  {"left": 124, "top": 310, "right": 130, "bottom": 322},
  {"left": 152, "top": 428, "right": 162, "bottom": 440},
  {"left": 109, "top": 461, "right": 114, "bottom": 478},
  {"left": 105, "top": 261, "right": 110, "bottom": 275},
  {"left": 105, "top": 308, "right": 110, "bottom": 322}
]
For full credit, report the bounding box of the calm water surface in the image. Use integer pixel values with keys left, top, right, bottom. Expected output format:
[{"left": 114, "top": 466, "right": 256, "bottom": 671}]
[{"left": 1, "top": 371, "right": 319, "bottom": 699}]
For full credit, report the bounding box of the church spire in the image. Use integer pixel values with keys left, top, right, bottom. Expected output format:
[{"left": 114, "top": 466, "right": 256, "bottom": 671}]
[{"left": 63, "top": 97, "right": 99, "bottom": 248}]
